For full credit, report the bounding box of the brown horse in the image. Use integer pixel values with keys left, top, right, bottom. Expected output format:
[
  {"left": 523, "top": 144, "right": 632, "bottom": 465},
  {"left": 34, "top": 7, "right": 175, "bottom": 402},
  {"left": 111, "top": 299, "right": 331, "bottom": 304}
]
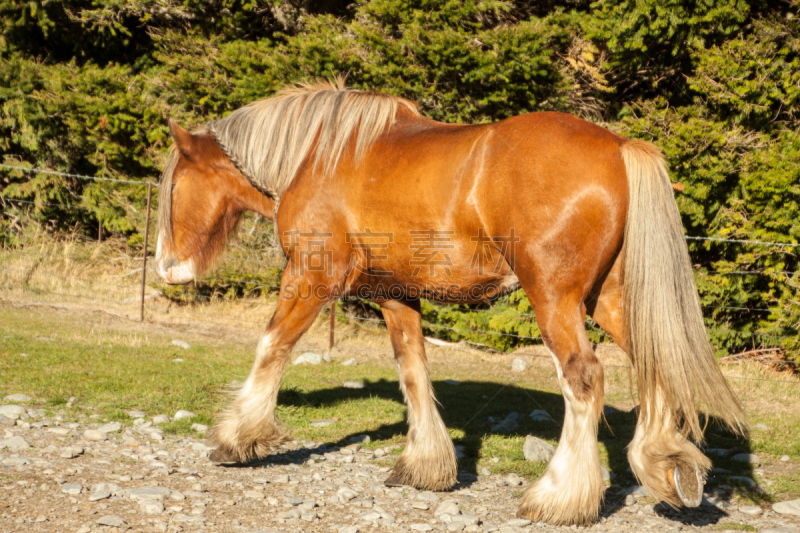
[{"left": 154, "top": 79, "right": 746, "bottom": 525}]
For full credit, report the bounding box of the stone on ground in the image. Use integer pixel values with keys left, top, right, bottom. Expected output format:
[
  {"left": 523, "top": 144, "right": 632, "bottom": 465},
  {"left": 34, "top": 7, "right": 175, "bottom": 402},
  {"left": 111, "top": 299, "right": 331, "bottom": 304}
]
[
  {"left": 705, "top": 448, "right": 727, "bottom": 457},
  {"left": 91, "top": 482, "right": 121, "bottom": 494},
  {"left": 60, "top": 446, "right": 84, "bottom": 459},
  {"left": 99, "top": 422, "right": 121, "bottom": 433},
  {"left": 341, "top": 358, "right": 358, "bottom": 366},
  {"left": 89, "top": 491, "right": 112, "bottom": 502},
  {"left": 83, "top": 430, "right": 107, "bottom": 442},
  {"left": 337, "top": 487, "right": 357, "bottom": 501},
  {"left": 153, "top": 415, "right": 170, "bottom": 424},
  {"left": 0, "top": 435, "right": 30, "bottom": 450},
  {"left": 528, "top": 409, "right": 554, "bottom": 422},
  {"left": 172, "top": 339, "right": 190, "bottom": 349},
  {"left": 97, "top": 515, "right": 127, "bottom": 527},
  {"left": 140, "top": 500, "right": 166, "bottom": 514},
  {"left": 434, "top": 499, "right": 460, "bottom": 518},
  {"left": 522, "top": 435, "right": 555, "bottom": 462},
  {"left": 510, "top": 357, "right": 530, "bottom": 372},
  {"left": 732, "top": 453, "right": 760, "bottom": 464},
  {"left": 343, "top": 381, "right": 365, "bottom": 389},
  {"left": 294, "top": 352, "right": 323, "bottom": 365},
  {"left": 4, "top": 394, "right": 31, "bottom": 402},
  {"left": 62, "top": 483, "right": 82, "bottom": 495},
  {"left": 492, "top": 412, "right": 522, "bottom": 432},
  {"left": 738, "top": 505, "right": 762, "bottom": 516},
  {"left": 773, "top": 499, "right": 800, "bottom": 516},
  {"left": 173, "top": 409, "right": 196, "bottom": 420},
  {"left": 129, "top": 486, "right": 172, "bottom": 500},
  {"left": 619, "top": 485, "right": 648, "bottom": 497},
  {"left": 0, "top": 405, "right": 26, "bottom": 417},
  {"left": 730, "top": 475, "right": 757, "bottom": 489}
]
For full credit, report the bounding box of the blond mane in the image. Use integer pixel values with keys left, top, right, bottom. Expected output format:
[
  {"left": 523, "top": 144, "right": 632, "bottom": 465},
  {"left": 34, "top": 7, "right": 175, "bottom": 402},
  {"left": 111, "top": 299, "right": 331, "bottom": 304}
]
[{"left": 208, "top": 77, "right": 419, "bottom": 199}]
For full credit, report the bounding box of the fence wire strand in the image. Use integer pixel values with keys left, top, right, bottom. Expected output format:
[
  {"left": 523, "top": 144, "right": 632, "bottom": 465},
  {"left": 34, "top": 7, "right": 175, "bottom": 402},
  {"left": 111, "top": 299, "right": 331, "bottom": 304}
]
[
  {"left": 2, "top": 196, "right": 146, "bottom": 221},
  {"left": 0, "top": 164, "right": 158, "bottom": 187}
]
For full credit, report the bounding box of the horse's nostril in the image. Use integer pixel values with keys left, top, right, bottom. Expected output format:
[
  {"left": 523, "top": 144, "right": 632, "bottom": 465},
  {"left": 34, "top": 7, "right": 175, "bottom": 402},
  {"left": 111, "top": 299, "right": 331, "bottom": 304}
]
[{"left": 165, "top": 258, "right": 178, "bottom": 270}]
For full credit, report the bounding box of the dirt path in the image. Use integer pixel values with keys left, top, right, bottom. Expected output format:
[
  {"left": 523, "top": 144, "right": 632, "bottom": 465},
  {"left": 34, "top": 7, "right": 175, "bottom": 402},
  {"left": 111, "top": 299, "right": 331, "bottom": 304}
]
[{"left": 1, "top": 415, "right": 799, "bottom": 533}]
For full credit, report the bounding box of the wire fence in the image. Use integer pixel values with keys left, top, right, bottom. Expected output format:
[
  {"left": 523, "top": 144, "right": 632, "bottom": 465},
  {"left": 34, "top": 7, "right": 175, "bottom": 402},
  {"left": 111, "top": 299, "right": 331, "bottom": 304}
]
[
  {"left": 5, "top": 164, "right": 800, "bottom": 249},
  {"left": 2, "top": 164, "right": 799, "bottom": 383}
]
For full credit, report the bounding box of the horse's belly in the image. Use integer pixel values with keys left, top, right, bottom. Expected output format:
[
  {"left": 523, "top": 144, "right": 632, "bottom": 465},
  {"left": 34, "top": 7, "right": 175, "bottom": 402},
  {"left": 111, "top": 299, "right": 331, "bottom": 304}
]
[{"left": 346, "top": 267, "right": 519, "bottom": 304}]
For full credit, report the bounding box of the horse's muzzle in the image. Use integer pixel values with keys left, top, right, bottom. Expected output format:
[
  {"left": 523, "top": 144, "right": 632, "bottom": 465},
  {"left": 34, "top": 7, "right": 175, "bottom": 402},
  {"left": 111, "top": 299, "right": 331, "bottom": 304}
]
[
  {"left": 155, "top": 233, "right": 195, "bottom": 284},
  {"left": 156, "top": 257, "right": 195, "bottom": 284}
]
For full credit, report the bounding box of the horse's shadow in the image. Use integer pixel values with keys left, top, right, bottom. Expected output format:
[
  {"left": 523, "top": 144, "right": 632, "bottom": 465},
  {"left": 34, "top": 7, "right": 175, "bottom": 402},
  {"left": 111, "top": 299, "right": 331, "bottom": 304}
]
[{"left": 222, "top": 377, "right": 756, "bottom": 525}]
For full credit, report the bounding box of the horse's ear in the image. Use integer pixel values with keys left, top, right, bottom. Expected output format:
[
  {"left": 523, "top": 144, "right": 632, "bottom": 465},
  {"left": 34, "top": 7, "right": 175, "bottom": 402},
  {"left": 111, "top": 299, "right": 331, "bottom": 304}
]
[{"left": 169, "top": 118, "right": 196, "bottom": 159}]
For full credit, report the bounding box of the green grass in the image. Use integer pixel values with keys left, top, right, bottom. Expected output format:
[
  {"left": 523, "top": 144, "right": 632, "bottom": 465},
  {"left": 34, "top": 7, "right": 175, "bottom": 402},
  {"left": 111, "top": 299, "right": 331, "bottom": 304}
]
[
  {"left": 1, "top": 304, "right": 799, "bottom": 502},
  {"left": 709, "top": 523, "right": 757, "bottom": 532}
]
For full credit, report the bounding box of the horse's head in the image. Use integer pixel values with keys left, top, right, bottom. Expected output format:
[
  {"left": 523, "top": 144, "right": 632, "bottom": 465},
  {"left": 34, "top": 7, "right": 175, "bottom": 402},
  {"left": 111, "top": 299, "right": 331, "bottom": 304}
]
[{"left": 155, "top": 120, "right": 275, "bottom": 284}]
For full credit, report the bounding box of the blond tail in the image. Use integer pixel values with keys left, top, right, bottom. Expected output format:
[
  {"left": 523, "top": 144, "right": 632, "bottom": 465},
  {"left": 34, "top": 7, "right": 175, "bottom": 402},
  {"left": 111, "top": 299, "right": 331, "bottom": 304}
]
[{"left": 621, "top": 139, "right": 747, "bottom": 441}]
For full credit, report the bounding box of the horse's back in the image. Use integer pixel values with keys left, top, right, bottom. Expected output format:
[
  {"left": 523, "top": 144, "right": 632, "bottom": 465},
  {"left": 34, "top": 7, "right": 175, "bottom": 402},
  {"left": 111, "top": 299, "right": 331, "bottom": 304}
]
[{"left": 355, "top": 111, "right": 629, "bottom": 242}]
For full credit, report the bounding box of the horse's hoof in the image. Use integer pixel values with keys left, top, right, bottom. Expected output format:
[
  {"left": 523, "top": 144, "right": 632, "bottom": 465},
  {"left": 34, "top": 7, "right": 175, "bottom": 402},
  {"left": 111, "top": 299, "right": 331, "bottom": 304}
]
[
  {"left": 672, "top": 464, "right": 703, "bottom": 507},
  {"left": 384, "top": 473, "right": 408, "bottom": 488},
  {"left": 209, "top": 447, "right": 239, "bottom": 465}
]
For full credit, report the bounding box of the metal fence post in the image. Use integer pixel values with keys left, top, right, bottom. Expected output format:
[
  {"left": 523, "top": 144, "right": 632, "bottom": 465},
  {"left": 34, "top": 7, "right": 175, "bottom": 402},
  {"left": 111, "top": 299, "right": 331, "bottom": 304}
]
[
  {"left": 140, "top": 182, "right": 153, "bottom": 322},
  {"left": 329, "top": 301, "right": 336, "bottom": 351}
]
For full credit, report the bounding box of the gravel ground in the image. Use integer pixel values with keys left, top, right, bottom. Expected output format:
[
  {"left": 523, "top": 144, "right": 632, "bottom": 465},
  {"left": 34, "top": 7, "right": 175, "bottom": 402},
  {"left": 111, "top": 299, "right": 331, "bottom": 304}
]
[{"left": 1, "top": 408, "right": 799, "bottom": 533}]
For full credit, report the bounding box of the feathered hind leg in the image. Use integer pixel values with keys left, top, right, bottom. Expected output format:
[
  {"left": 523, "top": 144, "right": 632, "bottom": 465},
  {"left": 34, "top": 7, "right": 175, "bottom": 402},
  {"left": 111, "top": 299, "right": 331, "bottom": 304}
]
[
  {"left": 381, "top": 299, "right": 457, "bottom": 491},
  {"left": 627, "top": 386, "right": 711, "bottom": 507},
  {"left": 591, "top": 277, "right": 712, "bottom": 507},
  {"left": 616, "top": 139, "right": 746, "bottom": 505},
  {"left": 209, "top": 284, "right": 326, "bottom": 464}
]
